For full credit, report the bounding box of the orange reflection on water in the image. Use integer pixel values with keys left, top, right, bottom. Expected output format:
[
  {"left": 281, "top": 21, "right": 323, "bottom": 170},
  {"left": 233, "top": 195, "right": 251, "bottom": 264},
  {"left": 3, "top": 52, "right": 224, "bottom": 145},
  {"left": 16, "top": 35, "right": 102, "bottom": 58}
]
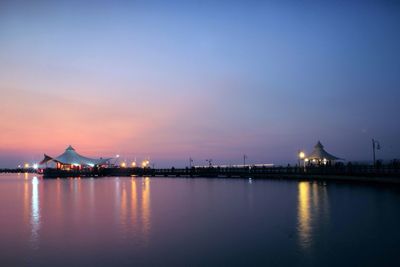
[
  {"left": 297, "top": 181, "right": 329, "bottom": 250},
  {"left": 298, "top": 182, "right": 311, "bottom": 248},
  {"left": 120, "top": 185, "right": 128, "bottom": 227},
  {"left": 23, "top": 177, "right": 29, "bottom": 226},
  {"left": 141, "top": 177, "right": 151, "bottom": 241},
  {"left": 130, "top": 178, "right": 137, "bottom": 227},
  {"left": 117, "top": 177, "right": 151, "bottom": 243}
]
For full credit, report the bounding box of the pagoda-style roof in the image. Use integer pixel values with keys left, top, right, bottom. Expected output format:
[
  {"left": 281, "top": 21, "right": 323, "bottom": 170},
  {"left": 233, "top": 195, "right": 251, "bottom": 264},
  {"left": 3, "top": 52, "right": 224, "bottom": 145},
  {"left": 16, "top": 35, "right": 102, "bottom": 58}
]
[
  {"left": 307, "top": 141, "right": 342, "bottom": 161},
  {"left": 40, "top": 145, "right": 112, "bottom": 166}
]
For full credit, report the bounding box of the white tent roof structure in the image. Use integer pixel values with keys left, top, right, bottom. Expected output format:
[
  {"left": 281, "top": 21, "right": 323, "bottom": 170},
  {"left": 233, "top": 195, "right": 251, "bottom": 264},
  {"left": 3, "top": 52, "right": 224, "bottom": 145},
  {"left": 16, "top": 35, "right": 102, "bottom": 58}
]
[
  {"left": 40, "top": 145, "right": 112, "bottom": 166},
  {"left": 307, "top": 141, "right": 342, "bottom": 161}
]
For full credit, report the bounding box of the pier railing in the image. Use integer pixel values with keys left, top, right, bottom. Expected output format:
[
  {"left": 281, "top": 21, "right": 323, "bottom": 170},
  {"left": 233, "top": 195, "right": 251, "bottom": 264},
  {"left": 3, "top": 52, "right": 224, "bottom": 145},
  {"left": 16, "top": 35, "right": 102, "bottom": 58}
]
[{"left": 33, "top": 164, "right": 400, "bottom": 178}]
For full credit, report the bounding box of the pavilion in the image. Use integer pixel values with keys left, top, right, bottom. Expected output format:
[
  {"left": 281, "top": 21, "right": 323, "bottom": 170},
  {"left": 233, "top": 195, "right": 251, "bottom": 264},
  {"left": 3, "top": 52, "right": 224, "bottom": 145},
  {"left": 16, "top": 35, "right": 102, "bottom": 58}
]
[
  {"left": 39, "top": 145, "right": 112, "bottom": 170},
  {"left": 305, "top": 141, "right": 343, "bottom": 165}
]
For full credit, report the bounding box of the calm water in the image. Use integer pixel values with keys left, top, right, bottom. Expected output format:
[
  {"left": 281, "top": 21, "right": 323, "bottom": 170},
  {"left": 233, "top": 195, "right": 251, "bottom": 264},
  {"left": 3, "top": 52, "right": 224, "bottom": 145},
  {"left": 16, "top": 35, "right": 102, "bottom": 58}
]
[{"left": 1, "top": 173, "right": 400, "bottom": 266}]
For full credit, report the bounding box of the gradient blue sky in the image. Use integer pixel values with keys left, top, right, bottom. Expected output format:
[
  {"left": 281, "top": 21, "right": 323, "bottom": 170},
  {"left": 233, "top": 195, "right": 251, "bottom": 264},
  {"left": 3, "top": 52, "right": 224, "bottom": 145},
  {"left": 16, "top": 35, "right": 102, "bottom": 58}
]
[{"left": 0, "top": 0, "right": 399, "bottom": 167}]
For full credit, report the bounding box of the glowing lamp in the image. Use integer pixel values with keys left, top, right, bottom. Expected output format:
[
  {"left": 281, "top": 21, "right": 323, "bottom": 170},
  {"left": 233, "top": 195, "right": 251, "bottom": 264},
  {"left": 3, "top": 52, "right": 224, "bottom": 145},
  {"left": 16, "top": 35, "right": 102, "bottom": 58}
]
[
  {"left": 24, "top": 163, "right": 29, "bottom": 168},
  {"left": 121, "top": 162, "right": 127, "bottom": 168},
  {"left": 131, "top": 162, "right": 137, "bottom": 167},
  {"left": 33, "top": 164, "right": 39, "bottom": 169},
  {"left": 298, "top": 151, "right": 306, "bottom": 159}
]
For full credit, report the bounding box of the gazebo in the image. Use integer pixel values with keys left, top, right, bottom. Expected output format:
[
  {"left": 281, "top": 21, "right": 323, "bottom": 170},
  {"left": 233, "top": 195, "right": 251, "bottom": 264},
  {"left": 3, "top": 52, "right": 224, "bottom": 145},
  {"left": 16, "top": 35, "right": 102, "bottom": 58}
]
[
  {"left": 305, "top": 141, "right": 343, "bottom": 165},
  {"left": 39, "top": 145, "right": 112, "bottom": 170}
]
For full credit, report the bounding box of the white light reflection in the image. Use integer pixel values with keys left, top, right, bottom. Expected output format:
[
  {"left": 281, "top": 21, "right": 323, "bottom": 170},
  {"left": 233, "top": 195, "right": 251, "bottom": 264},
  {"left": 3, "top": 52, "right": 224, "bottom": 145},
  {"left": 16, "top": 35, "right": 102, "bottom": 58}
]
[{"left": 30, "top": 176, "right": 40, "bottom": 249}]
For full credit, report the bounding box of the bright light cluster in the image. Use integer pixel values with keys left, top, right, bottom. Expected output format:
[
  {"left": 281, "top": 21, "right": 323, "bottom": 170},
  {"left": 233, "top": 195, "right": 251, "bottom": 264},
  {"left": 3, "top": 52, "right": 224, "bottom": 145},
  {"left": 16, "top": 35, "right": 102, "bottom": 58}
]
[{"left": 141, "top": 160, "right": 150, "bottom": 168}]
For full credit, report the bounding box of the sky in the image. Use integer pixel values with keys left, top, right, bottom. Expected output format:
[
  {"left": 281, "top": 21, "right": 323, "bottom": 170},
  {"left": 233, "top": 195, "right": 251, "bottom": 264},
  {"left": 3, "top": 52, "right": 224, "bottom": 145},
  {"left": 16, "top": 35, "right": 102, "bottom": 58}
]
[{"left": 1, "top": 0, "right": 400, "bottom": 167}]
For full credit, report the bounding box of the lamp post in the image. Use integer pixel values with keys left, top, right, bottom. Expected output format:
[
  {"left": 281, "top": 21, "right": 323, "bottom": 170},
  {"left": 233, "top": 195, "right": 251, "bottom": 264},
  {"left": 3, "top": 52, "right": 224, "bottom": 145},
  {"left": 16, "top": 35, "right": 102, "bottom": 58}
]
[
  {"left": 298, "top": 151, "right": 306, "bottom": 171},
  {"left": 189, "top": 157, "right": 193, "bottom": 168},
  {"left": 206, "top": 159, "right": 213, "bottom": 167},
  {"left": 243, "top": 154, "right": 248, "bottom": 167},
  {"left": 372, "top": 138, "right": 381, "bottom": 167},
  {"left": 298, "top": 151, "right": 305, "bottom": 165}
]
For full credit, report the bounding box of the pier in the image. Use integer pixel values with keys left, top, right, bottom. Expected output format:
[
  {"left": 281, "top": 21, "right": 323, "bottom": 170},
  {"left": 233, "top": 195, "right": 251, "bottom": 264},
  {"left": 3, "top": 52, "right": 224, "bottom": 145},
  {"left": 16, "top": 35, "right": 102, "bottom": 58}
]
[
  {"left": 36, "top": 165, "right": 400, "bottom": 184},
  {"left": 1, "top": 165, "right": 400, "bottom": 184}
]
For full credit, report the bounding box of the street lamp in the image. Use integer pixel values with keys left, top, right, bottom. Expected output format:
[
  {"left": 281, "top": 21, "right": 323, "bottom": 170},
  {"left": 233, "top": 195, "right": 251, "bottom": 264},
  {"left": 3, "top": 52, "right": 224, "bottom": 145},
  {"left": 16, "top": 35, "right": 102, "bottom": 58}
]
[
  {"left": 298, "top": 151, "right": 306, "bottom": 171},
  {"left": 298, "top": 151, "right": 305, "bottom": 166},
  {"left": 243, "top": 154, "right": 248, "bottom": 167},
  {"left": 141, "top": 160, "right": 150, "bottom": 168}
]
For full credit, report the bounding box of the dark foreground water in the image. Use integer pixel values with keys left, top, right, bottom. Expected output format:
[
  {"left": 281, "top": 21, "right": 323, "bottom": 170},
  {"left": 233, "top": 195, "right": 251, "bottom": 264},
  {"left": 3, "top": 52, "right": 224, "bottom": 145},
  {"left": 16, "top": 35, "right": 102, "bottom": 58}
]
[{"left": 0, "top": 173, "right": 400, "bottom": 266}]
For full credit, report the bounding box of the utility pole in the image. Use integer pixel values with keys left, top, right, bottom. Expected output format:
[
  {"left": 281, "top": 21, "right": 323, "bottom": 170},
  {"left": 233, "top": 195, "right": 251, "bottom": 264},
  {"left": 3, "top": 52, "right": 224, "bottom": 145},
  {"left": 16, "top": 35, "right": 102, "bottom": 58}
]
[
  {"left": 298, "top": 150, "right": 301, "bottom": 167},
  {"left": 372, "top": 138, "right": 381, "bottom": 167},
  {"left": 189, "top": 157, "right": 193, "bottom": 168},
  {"left": 206, "top": 159, "right": 213, "bottom": 167},
  {"left": 243, "top": 154, "right": 247, "bottom": 167}
]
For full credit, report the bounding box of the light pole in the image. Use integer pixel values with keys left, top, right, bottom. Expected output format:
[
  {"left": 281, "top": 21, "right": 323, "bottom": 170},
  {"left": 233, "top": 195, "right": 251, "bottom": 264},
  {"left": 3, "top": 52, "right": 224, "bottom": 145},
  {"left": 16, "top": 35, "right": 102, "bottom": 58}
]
[
  {"left": 372, "top": 138, "right": 381, "bottom": 167},
  {"left": 243, "top": 154, "right": 248, "bottom": 167},
  {"left": 298, "top": 151, "right": 306, "bottom": 170},
  {"left": 189, "top": 157, "right": 193, "bottom": 168},
  {"left": 206, "top": 159, "right": 213, "bottom": 167}
]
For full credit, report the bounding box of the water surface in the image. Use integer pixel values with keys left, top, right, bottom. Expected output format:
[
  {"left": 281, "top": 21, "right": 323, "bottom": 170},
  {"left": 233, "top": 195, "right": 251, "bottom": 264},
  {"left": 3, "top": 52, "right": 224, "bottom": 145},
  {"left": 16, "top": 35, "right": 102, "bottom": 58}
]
[{"left": 0, "top": 173, "right": 399, "bottom": 266}]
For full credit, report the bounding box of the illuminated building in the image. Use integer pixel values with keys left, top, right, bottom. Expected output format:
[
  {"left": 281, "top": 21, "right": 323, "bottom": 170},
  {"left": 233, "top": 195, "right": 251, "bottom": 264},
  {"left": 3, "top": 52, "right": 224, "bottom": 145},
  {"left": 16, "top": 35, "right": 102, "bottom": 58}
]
[
  {"left": 39, "top": 145, "right": 112, "bottom": 170},
  {"left": 305, "top": 141, "right": 342, "bottom": 165}
]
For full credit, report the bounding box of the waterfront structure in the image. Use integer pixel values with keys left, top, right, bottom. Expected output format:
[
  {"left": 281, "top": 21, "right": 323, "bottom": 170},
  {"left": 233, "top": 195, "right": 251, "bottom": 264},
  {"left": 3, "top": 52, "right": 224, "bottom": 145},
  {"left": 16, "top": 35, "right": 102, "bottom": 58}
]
[
  {"left": 39, "top": 145, "right": 112, "bottom": 170},
  {"left": 305, "top": 141, "right": 342, "bottom": 165}
]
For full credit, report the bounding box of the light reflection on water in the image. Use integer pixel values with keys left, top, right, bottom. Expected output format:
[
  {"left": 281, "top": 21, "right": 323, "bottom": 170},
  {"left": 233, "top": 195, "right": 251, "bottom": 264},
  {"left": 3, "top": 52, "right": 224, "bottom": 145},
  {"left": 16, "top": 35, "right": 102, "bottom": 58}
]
[
  {"left": 118, "top": 177, "right": 151, "bottom": 244},
  {"left": 20, "top": 175, "right": 152, "bottom": 252},
  {"left": 141, "top": 177, "right": 151, "bottom": 242},
  {"left": 30, "top": 176, "right": 40, "bottom": 249},
  {"left": 298, "top": 181, "right": 311, "bottom": 248},
  {"left": 1, "top": 174, "right": 399, "bottom": 266},
  {"left": 297, "top": 181, "right": 330, "bottom": 250}
]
